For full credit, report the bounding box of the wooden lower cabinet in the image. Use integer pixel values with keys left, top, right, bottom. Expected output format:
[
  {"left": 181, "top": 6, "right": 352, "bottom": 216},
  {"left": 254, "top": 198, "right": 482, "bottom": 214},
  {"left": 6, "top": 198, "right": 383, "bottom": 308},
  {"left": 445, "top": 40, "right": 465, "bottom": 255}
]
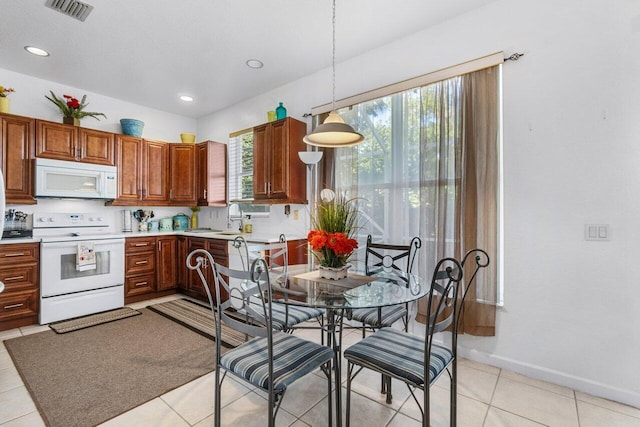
[
  {"left": 181, "top": 237, "right": 228, "bottom": 304},
  {"left": 124, "top": 236, "right": 180, "bottom": 303},
  {"left": 156, "top": 236, "right": 178, "bottom": 291},
  {"left": 0, "top": 243, "right": 39, "bottom": 331}
]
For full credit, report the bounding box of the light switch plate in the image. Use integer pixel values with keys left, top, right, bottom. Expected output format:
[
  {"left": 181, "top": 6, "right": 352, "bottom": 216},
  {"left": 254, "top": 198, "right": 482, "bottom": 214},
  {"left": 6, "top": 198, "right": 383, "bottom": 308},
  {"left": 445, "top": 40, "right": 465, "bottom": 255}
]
[{"left": 585, "top": 224, "right": 609, "bottom": 241}]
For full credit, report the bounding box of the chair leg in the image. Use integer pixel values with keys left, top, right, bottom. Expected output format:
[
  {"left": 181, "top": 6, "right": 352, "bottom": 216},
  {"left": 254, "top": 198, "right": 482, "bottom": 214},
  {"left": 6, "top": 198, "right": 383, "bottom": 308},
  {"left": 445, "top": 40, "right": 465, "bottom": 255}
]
[
  {"left": 346, "top": 362, "right": 353, "bottom": 427},
  {"left": 214, "top": 368, "right": 222, "bottom": 427},
  {"left": 327, "top": 361, "right": 333, "bottom": 427},
  {"left": 450, "top": 358, "right": 458, "bottom": 426}
]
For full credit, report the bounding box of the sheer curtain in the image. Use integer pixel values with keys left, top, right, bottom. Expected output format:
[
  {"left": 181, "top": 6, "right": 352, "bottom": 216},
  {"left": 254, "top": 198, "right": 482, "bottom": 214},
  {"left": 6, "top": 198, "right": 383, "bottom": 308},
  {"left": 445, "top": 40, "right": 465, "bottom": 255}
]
[{"left": 323, "top": 66, "right": 499, "bottom": 335}]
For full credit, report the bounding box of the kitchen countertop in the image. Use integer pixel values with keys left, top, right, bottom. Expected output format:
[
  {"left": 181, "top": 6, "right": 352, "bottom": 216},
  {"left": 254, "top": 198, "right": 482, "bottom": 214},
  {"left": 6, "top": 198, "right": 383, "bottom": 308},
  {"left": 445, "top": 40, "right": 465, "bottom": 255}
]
[{"left": 0, "top": 230, "right": 305, "bottom": 245}]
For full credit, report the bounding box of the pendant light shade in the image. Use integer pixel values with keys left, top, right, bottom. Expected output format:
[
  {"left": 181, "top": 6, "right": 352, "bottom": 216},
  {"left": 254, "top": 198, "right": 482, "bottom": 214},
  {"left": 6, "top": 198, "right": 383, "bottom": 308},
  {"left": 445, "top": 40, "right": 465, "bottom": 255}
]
[
  {"left": 303, "top": 112, "right": 364, "bottom": 147},
  {"left": 303, "top": 0, "right": 365, "bottom": 148}
]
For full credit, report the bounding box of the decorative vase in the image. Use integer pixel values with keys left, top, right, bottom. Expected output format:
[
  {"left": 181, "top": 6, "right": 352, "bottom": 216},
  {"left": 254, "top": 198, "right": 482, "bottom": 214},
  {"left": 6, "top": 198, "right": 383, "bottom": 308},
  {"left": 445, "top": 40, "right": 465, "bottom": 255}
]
[
  {"left": 180, "top": 133, "right": 196, "bottom": 144},
  {"left": 275, "top": 102, "right": 287, "bottom": 120},
  {"left": 120, "top": 118, "right": 144, "bottom": 137},
  {"left": 0, "top": 97, "right": 10, "bottom": 114},
  {"left": 63, "top": 116, "right": 80, "bottom": 126},
  {"left": 318, "top": 264, "right": 350, "bottom": 280},
  {"left": 190, "top": 213, "right": 198, "bottom": 229}
]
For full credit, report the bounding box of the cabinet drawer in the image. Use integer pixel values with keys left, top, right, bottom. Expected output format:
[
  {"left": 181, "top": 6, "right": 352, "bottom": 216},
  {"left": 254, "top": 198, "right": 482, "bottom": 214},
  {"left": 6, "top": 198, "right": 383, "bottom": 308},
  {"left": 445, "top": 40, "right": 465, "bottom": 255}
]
[
  {"left": 125, "top": 252, "right": 155, "bottom": 275},
  {"left": 125, "top": 273, "right": 156, "bottom": 297},
  {"left": 0, "top": 243, "right": 39, "bottom": 266},
  {"left": 125, "top": 237, "right": 156, "bottom": 253},
  {"left": 0, "top": 265, "right": 38, "bottom": 292},
  {"left": 0, "top": 289, "right": 39, "bottom": 322}
]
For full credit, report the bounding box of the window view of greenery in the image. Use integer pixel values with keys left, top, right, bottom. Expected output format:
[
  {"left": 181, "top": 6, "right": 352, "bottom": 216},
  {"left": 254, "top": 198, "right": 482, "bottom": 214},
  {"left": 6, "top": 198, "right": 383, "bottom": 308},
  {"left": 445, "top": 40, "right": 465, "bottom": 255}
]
[
  {"left": 228, "top": 130, "right": 270, "bottom": 215},
  {"left": 335, "top": 77, "right": 461, "bottom": 252}
]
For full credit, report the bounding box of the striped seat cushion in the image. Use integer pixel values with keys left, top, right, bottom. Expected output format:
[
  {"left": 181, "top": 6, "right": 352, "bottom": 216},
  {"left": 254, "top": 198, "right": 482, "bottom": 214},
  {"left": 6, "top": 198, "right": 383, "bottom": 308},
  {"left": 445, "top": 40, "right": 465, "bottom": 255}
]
[
  {"left": 349, "top": 305, "right": 407, "bottom": 328},
  {"left": 220, "top": 331, "right": 333, "bottom": 392},
  {"left": 242, "top": 302, "right": 323, "bottom": 331},
  {"left": 344, "top": 327, "right": 453, "bottom": 386}
]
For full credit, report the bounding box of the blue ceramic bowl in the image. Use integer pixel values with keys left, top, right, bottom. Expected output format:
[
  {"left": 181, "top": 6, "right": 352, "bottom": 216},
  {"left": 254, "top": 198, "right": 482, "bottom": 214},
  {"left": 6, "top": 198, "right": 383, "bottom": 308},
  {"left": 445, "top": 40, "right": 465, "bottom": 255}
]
[{"left": 120, "top": 118, "right": 144, "bottom": 137}]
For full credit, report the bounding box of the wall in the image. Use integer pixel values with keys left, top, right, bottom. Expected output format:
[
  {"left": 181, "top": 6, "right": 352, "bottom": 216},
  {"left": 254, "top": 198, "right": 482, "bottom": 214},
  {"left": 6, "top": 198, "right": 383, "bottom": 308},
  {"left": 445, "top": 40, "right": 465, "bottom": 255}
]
[
  {"left": 0, "top": 67, "right": 195, "bottom": 140},
  {"left": 0, "top": 67, "right": 198, "bottom": 227},
  {"left": 196, "top": 0, "right": 640, "bottom": 407}
]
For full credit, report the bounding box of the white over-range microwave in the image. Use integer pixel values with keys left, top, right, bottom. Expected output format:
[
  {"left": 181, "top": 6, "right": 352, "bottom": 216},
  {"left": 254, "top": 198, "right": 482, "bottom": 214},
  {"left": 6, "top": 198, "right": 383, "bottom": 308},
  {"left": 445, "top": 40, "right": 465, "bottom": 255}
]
[{"left": 34, "top": 158, "right": 117, "bottom": 200}]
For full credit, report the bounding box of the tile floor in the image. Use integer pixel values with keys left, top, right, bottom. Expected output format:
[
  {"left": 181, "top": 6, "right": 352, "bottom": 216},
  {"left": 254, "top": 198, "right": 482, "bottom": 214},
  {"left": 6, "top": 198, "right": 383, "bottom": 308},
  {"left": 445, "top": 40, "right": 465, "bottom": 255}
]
[{"left": 1, "top": 294, "right": 639, "bottom": 426}]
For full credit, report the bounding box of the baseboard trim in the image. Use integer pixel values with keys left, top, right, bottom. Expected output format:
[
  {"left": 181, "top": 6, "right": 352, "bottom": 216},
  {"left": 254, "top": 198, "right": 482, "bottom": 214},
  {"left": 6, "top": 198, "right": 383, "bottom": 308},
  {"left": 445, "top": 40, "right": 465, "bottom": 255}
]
[{"left": 455, "top": 344, "right": 640, "bottom": 409}]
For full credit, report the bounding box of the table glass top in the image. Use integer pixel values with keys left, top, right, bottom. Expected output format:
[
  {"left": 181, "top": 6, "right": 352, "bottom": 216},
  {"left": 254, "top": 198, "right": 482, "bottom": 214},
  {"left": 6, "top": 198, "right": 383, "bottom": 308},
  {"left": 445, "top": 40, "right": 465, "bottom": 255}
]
[{"left": 270, "top": 264, "right": 428, "bottom": 310}]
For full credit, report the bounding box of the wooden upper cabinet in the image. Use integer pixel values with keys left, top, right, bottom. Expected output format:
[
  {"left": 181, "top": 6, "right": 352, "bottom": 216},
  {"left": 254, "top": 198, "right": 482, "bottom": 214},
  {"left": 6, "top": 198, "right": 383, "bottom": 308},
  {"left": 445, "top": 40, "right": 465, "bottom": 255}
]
[
  {"left": 196, "top": 140, "right": 227, "bottom": 206},
  {"left": 169, "top": 144, "right": 196, "bottom": 205},
  {"left": 253, "top": 117, "right": 307, "bottom": 204},
  {"left": 0, "top": 113, "right": 36, "bottom": 204},
  {"left": 142, "top": 139, "right": 169, "bottom": 203},
  {"left": 114, "top": 135, "right": 142, "bottom": 204},
  {"left": 77, "top": 128, "right": 115, "bottom": 165},
  {"left": 35, "top": 120, "right": 115, "bottom": 165}
]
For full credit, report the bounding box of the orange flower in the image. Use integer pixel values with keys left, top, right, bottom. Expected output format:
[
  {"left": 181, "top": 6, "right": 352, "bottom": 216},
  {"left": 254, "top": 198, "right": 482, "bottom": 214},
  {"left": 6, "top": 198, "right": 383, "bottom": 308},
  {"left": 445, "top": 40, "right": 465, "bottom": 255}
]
[{"left": 307, "top": 230, "right": 328, "bottom": 251}]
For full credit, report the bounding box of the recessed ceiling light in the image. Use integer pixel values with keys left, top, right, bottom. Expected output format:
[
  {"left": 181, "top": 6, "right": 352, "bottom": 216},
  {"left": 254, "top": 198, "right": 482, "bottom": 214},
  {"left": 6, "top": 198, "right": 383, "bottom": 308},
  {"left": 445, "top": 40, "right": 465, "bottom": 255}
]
[
  {"left": 246, "top": 59, "right": 264, "bottom": 69},
  {"left": 24, "top": 46, "right": 50, "bottom": 57},
  {"left": 180, "top": 95, "right": 193, "bottom": 102}
]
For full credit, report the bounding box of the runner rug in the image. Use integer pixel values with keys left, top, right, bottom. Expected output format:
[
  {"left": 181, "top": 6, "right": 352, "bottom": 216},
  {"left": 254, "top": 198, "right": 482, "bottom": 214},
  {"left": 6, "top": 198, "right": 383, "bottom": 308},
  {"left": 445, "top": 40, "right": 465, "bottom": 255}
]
[
  {"left": 4, "top": 308, "right": 218, "bottom": 427},
  {"left": 147, "top": 298, "right": 247, "bottom": 348},
  {"left": 48, "top": 307, "right": 140, "bottom": 334}
]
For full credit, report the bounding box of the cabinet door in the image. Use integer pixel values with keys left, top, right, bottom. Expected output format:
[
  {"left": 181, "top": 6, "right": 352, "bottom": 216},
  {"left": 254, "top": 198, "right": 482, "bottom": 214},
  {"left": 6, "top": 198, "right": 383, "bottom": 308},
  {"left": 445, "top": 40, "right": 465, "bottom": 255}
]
[
  {"left": 115, "top": 135, "right": 142, "bottom": 203},
  {"left": 36, "top": 120, "right": 77, "bottom": 161},
  {"left": 1, "top": 114, "right": 35, "bottom": 204},
  {"left": 156, "top": 236, "right": 177, "bottom": 291},
  {"left": 169, "top": 144, "right": 196, "bottom": 205},
  {"left": 177, "top": 236, "right": 188, "bottom": 290},
  {"left": 197, "top": 141, "right": 227, "bottom": 206},
  {"left": 78, "top": 128, "right": 115, "bottom": 166},
  {"left": 186, "top": 238, "right": 209, "bottom": 298},
  {"left": 252, "top": 124, "right": 269, "bottom": 200},
  {"left": 269, "top": 120, "right": 289, "bottom": 199},
  {"left": 142, "top": 140, "right": 169, "bottom": 202}
]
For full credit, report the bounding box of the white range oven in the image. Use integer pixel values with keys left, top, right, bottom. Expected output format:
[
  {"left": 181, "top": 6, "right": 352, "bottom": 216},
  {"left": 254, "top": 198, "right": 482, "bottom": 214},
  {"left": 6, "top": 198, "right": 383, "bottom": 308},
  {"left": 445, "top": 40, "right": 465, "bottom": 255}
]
[{"left": 34, "top": 212, "right": 125, "bottom": 324}]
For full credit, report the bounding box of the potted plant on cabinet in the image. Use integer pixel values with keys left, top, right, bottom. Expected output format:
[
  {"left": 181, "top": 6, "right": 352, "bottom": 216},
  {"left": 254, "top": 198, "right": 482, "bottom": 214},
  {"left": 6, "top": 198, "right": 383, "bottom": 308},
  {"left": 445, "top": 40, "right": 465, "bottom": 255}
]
[{"left": 45, "top": 91, "right": 106, "bottom": 126}]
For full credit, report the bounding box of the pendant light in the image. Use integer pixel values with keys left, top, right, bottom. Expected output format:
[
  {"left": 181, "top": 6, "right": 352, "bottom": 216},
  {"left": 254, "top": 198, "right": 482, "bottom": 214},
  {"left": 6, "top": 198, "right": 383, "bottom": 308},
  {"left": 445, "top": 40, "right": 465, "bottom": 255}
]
[{"left": 303, "top": 0, "right": 364, "bottom": 147}]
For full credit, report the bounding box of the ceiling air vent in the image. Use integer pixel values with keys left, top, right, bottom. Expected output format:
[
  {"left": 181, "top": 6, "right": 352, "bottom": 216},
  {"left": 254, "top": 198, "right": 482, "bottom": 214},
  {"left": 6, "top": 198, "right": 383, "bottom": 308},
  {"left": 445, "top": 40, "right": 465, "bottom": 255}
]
[{"left": 45, "top": 0, "right": 94, "bottom": 22}]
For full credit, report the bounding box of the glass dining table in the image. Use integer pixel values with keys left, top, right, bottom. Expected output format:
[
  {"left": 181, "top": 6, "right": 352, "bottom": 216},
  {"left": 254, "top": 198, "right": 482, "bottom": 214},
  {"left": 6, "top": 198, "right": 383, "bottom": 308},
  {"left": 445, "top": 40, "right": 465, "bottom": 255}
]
[{"left": 269, "top": 264, "right": 430, "bottom": 427}]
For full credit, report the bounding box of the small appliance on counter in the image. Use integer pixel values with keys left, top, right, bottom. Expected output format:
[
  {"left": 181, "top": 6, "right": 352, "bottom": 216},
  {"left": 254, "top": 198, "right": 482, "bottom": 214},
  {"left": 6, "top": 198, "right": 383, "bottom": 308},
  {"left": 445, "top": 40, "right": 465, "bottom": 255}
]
[
  {"left": 3, "top": 209, "right": 32, "bottom": 239},
  {"left": 172, "top": 213, "right": 189, "bottom": 230}
]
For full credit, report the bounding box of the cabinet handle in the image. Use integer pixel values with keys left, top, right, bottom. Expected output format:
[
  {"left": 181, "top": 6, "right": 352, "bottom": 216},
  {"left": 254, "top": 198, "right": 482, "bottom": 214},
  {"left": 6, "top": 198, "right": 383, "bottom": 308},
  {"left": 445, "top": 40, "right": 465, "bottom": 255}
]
[
  {"left": 135, "top": 260, "right": 148, "bottom": 265},
  {"left": 170, "top": 189, "right": 173, "bottom": 199},
  {"left": 4, "top": 303, "right": 24, "bottom": 310},
  {"left": 268, "top": 182, "right": 271, "bottom": 194},
  {"left": 264, "top": 183, "right": 267, "bottom": 193},
  {"left": 3, "top": 253, "right": 25, "bottom": 257},
  {"left": 203, "top": 189, "right": 207, "bottom": 199},
  {"left": 134, "top": 281, "right": 148, "bottom": 287},
  {"left": 158, "top": 244, "right": 161, "bottom": 252},
  {"left": 134, "top": 243, "right": 149, "bottom": 247},
  {"left": 4, "top": 276, "right": 24, "bottom": 281}
]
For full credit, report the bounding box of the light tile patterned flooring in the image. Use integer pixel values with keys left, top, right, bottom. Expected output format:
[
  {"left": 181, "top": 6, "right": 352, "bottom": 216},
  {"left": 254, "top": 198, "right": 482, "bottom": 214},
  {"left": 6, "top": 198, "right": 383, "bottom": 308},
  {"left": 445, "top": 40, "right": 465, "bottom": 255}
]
[{"left": 0, "top": 294, "right": 639, "bottom": 426}]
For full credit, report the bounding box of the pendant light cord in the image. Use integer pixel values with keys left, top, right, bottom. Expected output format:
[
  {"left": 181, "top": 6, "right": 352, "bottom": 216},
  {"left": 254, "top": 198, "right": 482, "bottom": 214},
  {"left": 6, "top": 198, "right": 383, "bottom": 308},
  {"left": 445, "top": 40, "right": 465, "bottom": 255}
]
[{"left": 331, "top": 0, "right": 336, "bottom": 112}]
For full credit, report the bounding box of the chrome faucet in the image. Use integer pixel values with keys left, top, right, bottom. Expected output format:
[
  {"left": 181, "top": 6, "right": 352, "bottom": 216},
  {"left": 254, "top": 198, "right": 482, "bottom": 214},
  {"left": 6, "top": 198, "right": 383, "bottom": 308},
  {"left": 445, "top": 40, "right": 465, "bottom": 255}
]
[{"left": 227, "top": 203, "right": 243, "bottom": 231}]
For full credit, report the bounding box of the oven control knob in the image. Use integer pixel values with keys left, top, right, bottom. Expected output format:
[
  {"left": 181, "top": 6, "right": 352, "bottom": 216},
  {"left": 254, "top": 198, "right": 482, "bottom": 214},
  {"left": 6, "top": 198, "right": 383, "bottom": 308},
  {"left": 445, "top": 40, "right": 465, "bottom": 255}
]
[
  {"left": 98, "top": 217, "right": 104, "bottom": 222},
  {"left": 89, "top": 217, "right": 95, "bottom": 222},
  {"left": 38, "top": 217, "right": 47, "bottom": 222},
  {"left": 49, "top": 218, "right": 56, "bottom": 222}
]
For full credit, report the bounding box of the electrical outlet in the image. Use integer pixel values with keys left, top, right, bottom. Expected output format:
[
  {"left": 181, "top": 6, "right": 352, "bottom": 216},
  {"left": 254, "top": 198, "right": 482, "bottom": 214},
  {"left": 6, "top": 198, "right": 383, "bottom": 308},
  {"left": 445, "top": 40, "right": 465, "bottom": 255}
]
[{"left": 293, "top": 210, "right": 299, "bottom": 220}]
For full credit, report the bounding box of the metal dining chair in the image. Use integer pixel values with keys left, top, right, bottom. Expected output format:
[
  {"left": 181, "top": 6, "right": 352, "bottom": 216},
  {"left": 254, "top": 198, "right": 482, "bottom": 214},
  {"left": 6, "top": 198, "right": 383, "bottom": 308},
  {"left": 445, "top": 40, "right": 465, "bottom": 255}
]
[
  {"left": 348, "top": 235, "right": 422, "bottom": 337},
  {"left": 186, "top": 249, "right": 334, "bottom": 427},
  {"left": 344, "top": 249, "right": 490, "bottom": 426},
  {"left": 231, "top": 235, "right": 325, "bottom": 336}
]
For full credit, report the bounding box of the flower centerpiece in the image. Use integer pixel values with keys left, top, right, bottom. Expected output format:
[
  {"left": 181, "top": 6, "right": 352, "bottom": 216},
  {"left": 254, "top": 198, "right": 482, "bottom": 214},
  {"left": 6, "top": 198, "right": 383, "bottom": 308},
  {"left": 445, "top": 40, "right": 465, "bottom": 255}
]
[
  {"left": 45, "top": 91, "right": 106, "bottom": 125},
  {"left": 308, "top": 190, "right": 359, "bottom": 280},
  {"left": 0, "top": 85, "right": 15, "bottom": 114}
]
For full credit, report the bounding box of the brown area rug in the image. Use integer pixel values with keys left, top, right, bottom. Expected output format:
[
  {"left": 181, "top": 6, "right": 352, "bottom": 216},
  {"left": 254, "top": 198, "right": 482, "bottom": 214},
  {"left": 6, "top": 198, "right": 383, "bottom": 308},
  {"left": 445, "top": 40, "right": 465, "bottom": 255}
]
[{"left": 4, "top": 308, "right": 218, "bottom": 427}]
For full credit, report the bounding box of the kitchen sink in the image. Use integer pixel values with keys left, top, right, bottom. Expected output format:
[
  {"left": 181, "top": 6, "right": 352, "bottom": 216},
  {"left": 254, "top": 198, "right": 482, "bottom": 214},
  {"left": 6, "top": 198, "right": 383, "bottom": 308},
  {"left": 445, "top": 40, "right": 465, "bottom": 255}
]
[{"left": 185, "top": 228, "right": 219, "bottom": 233}]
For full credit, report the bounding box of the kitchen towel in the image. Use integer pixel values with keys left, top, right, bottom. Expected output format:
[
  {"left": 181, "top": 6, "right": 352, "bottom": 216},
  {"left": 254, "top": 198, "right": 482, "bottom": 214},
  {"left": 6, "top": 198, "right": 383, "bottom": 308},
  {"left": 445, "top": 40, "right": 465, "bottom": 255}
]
[{"left": 76, "top": 241, "right": 96, "bottom": 271}]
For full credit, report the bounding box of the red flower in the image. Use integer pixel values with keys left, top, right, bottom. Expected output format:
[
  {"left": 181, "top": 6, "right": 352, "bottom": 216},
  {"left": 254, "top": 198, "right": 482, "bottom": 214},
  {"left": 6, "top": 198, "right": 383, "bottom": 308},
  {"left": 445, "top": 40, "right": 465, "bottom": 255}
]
[
  {"left": 325, "top": 232, "right": 358, "bottom": 256},
  {"left": 66, "top": 97, "right": 80, "bottom": 109},
  {"left": 307, "top": 230, "right": 328, "bottom": 251}
]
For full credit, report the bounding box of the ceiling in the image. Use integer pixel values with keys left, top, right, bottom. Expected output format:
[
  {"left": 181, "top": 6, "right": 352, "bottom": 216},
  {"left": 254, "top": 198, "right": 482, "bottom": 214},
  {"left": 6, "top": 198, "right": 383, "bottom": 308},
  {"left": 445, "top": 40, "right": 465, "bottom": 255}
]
[{"left": 1, "top": 0, "right": 496, "bottom": 119}]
